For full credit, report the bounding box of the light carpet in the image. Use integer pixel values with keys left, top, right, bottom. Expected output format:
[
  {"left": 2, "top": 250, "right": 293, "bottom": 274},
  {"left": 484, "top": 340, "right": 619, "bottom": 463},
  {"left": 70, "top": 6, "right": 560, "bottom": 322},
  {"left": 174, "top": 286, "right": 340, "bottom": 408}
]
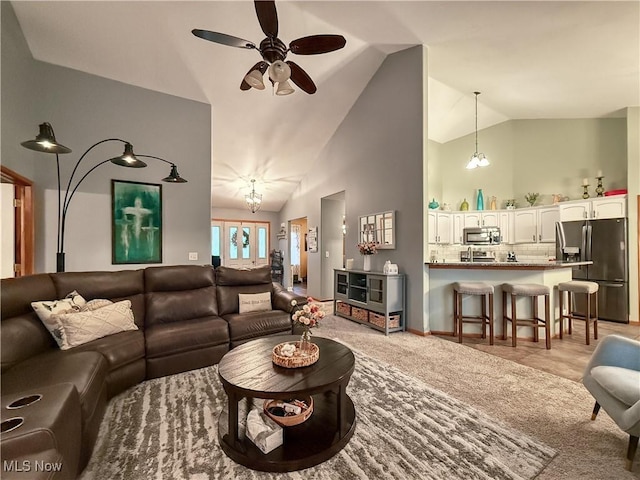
[{"left": 80, "top": 345, "right": 554, "bottom": 480}]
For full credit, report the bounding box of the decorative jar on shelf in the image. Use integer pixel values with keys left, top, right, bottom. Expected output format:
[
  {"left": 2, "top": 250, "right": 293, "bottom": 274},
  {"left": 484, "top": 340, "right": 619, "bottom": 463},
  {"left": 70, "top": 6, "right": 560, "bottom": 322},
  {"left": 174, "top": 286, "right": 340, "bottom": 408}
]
[
  {"left": 363, "top": 255, "right": 371, "bottom": 271},
  {"left": 460, "top": 198, "right": 469, "bottom": 211}
]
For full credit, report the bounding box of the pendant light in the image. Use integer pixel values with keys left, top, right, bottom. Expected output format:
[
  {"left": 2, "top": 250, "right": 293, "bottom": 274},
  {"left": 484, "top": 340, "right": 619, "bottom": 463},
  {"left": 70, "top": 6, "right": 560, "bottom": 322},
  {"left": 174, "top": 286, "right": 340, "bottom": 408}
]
[
  {"left": 245, "top": 179, "right": 262, "bottom": 213},
  {"left": 466, "top": 92, "right": 490, "bottom": 170}
]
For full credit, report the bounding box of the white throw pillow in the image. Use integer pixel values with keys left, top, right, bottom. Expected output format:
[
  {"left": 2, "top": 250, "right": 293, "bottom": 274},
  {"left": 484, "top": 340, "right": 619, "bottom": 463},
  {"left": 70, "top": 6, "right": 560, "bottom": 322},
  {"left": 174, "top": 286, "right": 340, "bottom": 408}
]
[
  {"left": 238, "top": 292, "right": 272, "bottom": 314},
  {"left": 31, "top": 290, "right": 87, "bottom": 347},
  {"left": 51, "top": 300, "right": 138, "bottom": 350}
]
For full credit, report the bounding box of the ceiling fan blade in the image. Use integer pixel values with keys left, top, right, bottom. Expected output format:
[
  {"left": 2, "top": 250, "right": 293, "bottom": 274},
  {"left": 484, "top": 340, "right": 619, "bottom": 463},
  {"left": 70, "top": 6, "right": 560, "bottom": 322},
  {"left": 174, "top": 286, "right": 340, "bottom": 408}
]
[
  {"left": 192, "top": 29, "right": 256, "bottom": 49},
  {"left": 240, "top": 61, "right": 269, "bottom": 90},
  {"left": 289, "top": 35, "right": 346, "bottom": 55},
  {"left": 254, "top": 0, "right": 278, "bottom": 38},
  {"left": 287, "top": 61, "right": 317, "bottom": 94}
]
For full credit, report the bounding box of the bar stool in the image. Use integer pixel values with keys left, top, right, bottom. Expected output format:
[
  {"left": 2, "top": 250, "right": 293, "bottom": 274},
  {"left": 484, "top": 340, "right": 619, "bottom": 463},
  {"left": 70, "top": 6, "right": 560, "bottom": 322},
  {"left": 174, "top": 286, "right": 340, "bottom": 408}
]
[
  {"left": 502, "top": 283, "right": 551, "bottom": 349},
  {"left": 558, "top": 280, "right": 599, "bottom": 345},
  {"left": 453, "top": 282, "right": 494, "bottom": 345}
]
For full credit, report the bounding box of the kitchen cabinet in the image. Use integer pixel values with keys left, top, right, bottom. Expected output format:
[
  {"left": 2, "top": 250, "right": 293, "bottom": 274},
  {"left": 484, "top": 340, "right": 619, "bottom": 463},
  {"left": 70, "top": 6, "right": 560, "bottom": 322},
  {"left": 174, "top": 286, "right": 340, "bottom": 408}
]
[
  {"left": 427, "top": 211, "right": 452, "bottom": 244},
  {"left": 513, "top": 206, "right": 559, "bottom": 243},
  {"left": 452, "top": 213, "right": 465, "bottom": 244},
  {"left": 498, "top": 211, "right": 513, "bottom": 244},
  {"left": 558, "top": 195, "right": 627, "bottom": 221}
]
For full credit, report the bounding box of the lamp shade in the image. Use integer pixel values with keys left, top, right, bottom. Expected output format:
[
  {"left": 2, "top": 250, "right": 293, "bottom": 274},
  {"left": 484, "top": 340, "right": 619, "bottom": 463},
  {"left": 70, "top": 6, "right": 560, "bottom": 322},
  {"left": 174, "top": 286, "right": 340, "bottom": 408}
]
[
  {"left": 162, "top": 164, "right": 188, "bottom": 183},
  {"left": 21, "top": 123, "right": 72, "bottom": 154},
  {"left": 269, "top": 60, "right": 291, "bottom": 83},
  {"left": 244, "top": 70, "right": 266, "bottom": 90},
  {"left": 109, "top": 143, "right": 147, "bottom": 168},
  {"left": 276, "top": 80, "right": 295, "bottom": 96}
]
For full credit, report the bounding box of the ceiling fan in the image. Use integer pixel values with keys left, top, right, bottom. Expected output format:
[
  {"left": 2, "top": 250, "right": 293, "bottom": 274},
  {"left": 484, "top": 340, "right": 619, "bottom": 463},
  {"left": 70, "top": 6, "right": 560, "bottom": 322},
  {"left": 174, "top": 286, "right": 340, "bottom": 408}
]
[{"left": 192, "top": 0, "right": 346, "bottom": 95}]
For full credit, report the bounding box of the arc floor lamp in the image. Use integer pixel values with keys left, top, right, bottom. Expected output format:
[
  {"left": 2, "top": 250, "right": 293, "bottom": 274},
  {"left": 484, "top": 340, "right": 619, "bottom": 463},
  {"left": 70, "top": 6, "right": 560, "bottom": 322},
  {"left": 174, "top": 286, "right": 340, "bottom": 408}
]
[{"left": 21, "top": 122, "right": 187, "bottom": 272}]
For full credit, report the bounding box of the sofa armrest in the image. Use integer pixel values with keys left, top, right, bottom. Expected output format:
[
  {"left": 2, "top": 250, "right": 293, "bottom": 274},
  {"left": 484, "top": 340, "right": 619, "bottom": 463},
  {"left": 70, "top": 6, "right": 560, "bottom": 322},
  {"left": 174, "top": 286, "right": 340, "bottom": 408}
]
[{"left": 272, "top": 283, "right": 307, "bottom": 313}]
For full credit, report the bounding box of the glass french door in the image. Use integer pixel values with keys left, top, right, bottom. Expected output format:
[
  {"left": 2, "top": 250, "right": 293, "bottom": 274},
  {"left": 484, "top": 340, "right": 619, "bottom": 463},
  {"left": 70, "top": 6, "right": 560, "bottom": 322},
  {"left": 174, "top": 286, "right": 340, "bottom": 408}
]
[{"left": 212, "top": 220, "right": 269, "bottom": 268}]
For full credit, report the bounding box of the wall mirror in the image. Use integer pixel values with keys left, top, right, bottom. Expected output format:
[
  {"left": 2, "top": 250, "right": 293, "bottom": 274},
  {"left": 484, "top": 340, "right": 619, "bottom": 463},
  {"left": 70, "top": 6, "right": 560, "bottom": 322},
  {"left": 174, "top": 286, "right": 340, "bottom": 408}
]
[{"left": 358, "top": 210, "right": 395, "bottom": 249}]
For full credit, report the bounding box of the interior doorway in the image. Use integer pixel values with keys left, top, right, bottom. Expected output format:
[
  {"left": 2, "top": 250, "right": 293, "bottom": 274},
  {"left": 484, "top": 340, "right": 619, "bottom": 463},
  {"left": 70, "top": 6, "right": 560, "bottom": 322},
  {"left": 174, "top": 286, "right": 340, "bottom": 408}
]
[
  {"left": 290, "top": 217, "right": 308, "bottom": 295},
  {"left": 1, "top": 166, "right": 34, "bottom": 277},
  {"left": 320, "top": 191, "right": 346, "bottom": 300}
]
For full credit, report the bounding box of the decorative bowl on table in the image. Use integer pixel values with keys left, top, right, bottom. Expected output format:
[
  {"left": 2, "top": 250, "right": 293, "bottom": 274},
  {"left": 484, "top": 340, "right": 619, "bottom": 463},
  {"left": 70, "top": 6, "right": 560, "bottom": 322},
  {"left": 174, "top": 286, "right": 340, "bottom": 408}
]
[
  {"left": 264, "top": 396, "right": 314, "bottom": 427},
  {"left": 272, "top": 341, "right": 319, "bottom": 368}
]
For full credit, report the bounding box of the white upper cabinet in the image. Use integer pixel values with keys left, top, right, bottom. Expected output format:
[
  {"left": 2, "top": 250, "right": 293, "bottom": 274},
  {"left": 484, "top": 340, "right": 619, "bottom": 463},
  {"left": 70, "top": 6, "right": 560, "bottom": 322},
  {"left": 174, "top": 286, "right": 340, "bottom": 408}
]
[
  {"left": 558, "top": 195, "right": 626, "bottom": 221},
  {"left": 427, "top": 211, "right": 452, "bottom": 244},
  {"left": 452, "top": 213, "right": 465, "bottom": 244},
  {"left": 513, "top": 206, "right": 559, "bottom": 243}
]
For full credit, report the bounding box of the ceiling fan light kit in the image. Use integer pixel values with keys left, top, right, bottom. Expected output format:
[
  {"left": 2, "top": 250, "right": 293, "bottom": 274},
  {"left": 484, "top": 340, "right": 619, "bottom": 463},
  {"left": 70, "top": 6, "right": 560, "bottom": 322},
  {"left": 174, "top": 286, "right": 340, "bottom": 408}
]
[
  {"left": 466, "top": 91, "right": 490, "bottom": 170},
  {"left": 192, "top": 0, "right": 346, "bottom": 95}
]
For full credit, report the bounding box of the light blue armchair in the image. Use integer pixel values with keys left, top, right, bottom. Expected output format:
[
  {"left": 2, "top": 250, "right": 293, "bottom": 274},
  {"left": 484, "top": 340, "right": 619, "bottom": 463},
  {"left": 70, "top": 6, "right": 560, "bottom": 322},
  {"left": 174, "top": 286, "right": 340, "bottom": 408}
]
[{"left": 582, "top": 335, "right": 640, "bottom": 471}]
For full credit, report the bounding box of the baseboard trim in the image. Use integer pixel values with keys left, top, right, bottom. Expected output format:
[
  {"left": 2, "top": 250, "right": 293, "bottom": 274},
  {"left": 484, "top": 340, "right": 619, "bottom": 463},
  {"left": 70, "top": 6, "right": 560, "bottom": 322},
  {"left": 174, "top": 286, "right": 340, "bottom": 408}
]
[{"left": 408, "top": 328, "right": 432, "bottom": 336}]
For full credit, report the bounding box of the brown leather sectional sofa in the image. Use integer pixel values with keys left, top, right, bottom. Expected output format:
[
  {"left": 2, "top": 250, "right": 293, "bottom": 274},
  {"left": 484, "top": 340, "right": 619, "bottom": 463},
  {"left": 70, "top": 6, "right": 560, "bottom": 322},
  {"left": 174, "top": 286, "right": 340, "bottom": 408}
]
[{"left": 0, "top": 264, "right": 305, "bottom": 479}]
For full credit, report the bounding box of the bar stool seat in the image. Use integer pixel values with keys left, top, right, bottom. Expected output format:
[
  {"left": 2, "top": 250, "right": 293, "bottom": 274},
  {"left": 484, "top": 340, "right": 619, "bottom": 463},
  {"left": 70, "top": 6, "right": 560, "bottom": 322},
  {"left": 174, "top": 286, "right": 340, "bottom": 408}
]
[
  {"left": 453, "top": 282, "right": 494, "bottom": 345},
  {"left": 558, "top": 280, "right": 599, "bottom": 345},
  {"left": 502, "top": 283, "right": 551, "bottom": 349}
]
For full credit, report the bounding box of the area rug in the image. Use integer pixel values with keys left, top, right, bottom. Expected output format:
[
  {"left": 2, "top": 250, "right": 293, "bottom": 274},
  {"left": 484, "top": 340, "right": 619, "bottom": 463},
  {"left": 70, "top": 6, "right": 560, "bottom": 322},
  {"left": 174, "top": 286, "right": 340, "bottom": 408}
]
[{"left": 80, "top": 348, "right": 555, "bottom": 480}]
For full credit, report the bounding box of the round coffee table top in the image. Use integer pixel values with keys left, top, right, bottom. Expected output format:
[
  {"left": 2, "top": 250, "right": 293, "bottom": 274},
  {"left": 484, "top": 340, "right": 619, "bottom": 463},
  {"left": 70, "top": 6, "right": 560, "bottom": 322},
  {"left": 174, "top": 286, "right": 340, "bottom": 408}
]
[{"left": 218, "top": 335, "right": 355, "bottom": 398}]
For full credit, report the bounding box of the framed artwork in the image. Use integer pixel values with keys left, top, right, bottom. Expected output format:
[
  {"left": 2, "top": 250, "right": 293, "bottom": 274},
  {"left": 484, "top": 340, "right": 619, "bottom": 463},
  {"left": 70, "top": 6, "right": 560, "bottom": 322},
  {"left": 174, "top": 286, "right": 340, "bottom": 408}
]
[
  {"left": 307, "top": 226, "right": 318, "bottom": 253},
  {"left": 111, "top": 180, "right": 162, "bottom": 264}
]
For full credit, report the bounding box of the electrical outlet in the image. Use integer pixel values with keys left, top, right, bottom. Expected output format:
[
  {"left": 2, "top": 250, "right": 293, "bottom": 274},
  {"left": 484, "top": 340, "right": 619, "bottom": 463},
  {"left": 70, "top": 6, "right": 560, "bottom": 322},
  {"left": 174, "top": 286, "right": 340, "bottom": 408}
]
[
  {"left": 325, "top": 251, "right": 330, "bottom": 258},
  {"left": 188, "top": 252, "right": 198, "bottom": 261}
]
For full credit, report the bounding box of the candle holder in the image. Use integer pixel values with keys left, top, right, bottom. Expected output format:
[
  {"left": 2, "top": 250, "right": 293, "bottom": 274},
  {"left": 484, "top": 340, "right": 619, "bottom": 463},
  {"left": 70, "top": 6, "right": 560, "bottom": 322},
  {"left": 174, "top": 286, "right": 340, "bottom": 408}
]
[
  {"left": 582, "top": 184, "right": 590, "bottom": 199},
  {"left": 595, "top": 176, "right": 605, "bottom": 197}
]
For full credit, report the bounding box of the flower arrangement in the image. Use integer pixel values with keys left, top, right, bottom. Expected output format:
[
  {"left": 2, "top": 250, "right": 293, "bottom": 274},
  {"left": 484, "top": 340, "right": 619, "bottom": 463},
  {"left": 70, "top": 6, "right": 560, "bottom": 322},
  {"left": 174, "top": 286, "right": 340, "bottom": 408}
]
[
  {"left": 291, "top": 297, "right": 325, "bottom": 328},
  {"left": 357, "top": 241, "right": 377, "bottom": 255}
]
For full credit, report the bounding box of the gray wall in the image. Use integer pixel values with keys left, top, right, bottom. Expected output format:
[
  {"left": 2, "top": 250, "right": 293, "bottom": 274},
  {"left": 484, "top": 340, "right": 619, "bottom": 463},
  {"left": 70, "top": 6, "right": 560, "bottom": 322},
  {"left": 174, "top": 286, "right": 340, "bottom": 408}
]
[
  {"left": 2, "top": 2, "right": 212, "bottom": 272},
  {"left": 279, "top": 46, "right": 426, "bottom": 331}
]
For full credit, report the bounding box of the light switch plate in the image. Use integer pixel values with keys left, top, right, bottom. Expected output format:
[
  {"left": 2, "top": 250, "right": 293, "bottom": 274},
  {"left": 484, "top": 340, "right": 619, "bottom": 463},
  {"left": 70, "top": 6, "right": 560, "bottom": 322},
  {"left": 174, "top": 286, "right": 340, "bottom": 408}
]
[{"left": 188, "top": 252, "right": 198, "bottom": 261}]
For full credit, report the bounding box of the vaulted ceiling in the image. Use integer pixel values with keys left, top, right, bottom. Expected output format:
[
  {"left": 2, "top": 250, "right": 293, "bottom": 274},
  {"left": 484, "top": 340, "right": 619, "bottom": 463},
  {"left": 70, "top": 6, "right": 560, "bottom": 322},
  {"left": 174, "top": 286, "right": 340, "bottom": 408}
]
[{"left": 12, "top": 1, "right": 639, "bottom": 211}]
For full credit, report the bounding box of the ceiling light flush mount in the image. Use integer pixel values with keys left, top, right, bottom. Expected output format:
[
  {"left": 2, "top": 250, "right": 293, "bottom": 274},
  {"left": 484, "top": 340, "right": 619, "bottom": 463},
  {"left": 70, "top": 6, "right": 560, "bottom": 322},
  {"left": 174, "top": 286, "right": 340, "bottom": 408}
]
[
  {"left": 245, "top": 179, "right": 262, "bottom": 213},
  {"left": 466, "top": 92, "right": 490, "bottom": 170}
]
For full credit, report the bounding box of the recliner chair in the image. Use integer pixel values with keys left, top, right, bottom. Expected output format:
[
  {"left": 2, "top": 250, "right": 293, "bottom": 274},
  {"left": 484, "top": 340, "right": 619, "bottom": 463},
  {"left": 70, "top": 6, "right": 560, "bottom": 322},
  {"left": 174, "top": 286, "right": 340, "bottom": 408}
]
[{"left": 582, "top": 335, "right": 640, "bottom": 471}]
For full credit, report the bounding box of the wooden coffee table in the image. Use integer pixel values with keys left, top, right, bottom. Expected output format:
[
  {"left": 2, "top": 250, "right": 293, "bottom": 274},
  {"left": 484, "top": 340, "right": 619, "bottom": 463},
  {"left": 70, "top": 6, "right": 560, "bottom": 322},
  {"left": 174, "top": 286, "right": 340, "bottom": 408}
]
[{"left": 217, "top": 335, "right": 356, "bottom": 472}]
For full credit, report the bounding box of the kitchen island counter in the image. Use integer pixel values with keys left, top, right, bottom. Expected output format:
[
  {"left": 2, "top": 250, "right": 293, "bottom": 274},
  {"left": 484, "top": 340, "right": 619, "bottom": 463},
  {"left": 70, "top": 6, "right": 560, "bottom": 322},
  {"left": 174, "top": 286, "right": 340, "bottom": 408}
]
[
  {"left": 427, "top": 261, "right": 590, "bottom": 340},
  {"left": 428, "top": 261, "right": 592, "bottom": 270}
]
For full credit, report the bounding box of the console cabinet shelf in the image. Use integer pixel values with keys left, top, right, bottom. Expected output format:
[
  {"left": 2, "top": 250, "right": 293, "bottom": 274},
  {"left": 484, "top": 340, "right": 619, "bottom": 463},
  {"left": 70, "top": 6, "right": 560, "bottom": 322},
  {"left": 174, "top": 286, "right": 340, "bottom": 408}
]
[{"left": 333, "top": 269, "right": 405, "bottom": 335}]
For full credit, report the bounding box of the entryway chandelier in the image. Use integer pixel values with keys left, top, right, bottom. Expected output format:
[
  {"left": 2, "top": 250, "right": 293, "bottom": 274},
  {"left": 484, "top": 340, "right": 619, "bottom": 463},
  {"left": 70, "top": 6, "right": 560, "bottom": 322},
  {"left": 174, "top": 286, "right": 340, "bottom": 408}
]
[
  {"left": 466, "top": 91, "right": 490, "bottom": 170},
  {"left": 245, "top": 179, "right": 262, "bottom": 213}
]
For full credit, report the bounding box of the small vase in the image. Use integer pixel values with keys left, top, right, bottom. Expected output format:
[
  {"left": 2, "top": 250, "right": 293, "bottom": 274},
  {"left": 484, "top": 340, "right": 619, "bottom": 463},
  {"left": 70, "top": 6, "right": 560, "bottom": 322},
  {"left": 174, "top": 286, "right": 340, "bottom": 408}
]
[
  {"left": 460, "top": 198, "right": 469, "bottom": 211},
  {"left": 300, "top": 327, "right": 312, "bottom": 355},
  {"left": 476, "top": 189, "right": 484, "bottom": 210},
  {"left": 363, "top": 255, "right": 371, "bottom": 271}
]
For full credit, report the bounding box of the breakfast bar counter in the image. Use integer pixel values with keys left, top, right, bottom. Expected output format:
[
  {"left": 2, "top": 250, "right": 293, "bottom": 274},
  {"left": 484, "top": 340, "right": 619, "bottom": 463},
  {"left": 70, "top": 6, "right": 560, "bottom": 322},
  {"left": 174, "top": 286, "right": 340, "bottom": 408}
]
[{"left": 426, "top": 261, "right": 591, "bottom": 340}]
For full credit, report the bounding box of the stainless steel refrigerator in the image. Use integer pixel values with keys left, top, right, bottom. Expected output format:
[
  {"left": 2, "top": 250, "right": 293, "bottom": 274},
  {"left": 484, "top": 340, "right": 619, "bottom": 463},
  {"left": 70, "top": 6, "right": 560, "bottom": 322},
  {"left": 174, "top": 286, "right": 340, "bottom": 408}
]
[{"left": 556, "top": 218, "right": 628, "bottom": 323}]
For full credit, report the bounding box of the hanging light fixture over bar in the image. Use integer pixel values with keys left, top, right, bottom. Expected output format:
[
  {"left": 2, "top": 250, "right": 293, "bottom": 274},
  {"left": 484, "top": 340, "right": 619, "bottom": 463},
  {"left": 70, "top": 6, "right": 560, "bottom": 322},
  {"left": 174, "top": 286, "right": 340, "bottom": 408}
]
[{"left": 466, "top": 92, "right": 490, "bottom": 170}]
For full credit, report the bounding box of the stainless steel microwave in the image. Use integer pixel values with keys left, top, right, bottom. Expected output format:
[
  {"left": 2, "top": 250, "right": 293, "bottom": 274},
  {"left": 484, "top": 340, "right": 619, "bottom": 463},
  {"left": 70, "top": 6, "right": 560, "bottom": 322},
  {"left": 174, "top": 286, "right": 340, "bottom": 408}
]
[{"left": 463, "top": 227, "right": 501, "bottom": 245}]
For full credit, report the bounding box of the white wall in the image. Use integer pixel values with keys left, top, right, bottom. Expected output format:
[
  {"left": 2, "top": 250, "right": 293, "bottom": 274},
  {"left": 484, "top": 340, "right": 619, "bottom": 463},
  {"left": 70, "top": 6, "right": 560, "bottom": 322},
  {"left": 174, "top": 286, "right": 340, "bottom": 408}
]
[
  {"left": 280, "top": 46, "right": 426, "bottom": 331},
  {"left": 436, "top": 118, "right": 627, "bottom": 209}
]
